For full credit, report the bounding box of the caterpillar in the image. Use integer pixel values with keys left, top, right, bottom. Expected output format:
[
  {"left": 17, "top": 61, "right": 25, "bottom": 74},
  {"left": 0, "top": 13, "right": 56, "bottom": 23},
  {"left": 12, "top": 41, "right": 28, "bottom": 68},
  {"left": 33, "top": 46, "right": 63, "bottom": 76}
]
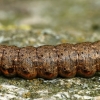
[{"left": 0, "top": 41, "right": 100, "bottom": 80}]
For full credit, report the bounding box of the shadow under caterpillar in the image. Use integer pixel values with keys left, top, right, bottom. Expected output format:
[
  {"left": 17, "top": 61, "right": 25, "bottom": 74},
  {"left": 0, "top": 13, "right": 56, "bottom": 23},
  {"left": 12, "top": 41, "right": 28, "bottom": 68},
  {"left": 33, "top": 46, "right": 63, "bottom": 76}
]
[{"left": 0, "top": 41, "right": 100, "bottom": 80}]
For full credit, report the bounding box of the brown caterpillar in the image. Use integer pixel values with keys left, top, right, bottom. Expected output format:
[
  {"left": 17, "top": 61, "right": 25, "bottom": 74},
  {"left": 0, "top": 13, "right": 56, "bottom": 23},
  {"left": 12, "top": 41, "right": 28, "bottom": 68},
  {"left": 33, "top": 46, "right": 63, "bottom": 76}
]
[{"left": 0, "top": 41, "right": 100, "bottom": 80}]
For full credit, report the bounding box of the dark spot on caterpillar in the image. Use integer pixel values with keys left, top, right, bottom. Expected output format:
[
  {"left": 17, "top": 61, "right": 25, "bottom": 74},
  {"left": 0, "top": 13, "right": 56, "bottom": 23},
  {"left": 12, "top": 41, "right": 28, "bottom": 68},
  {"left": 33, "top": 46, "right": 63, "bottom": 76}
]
[
  {"left": 22, "top": 70, "right": 29, "bottom": 74},
  {"left": 63, "top": 67, "right": 67, "bottom": 71},
  {"left": 83, "top": 69, "right": 90, "bottom": 73},
  {"left": 63, "top": 70, "right": 71, "bottom": 74},
  {"left": 61, "top": 53, "right": 63, "bottom": 56},
  {"left": 2, "top": 66, "right": 6, "bottom": 71},
  {"left": 41, "top": 55, "right": 43, "bottom": 57},
  {"left": 0, "top": 41, "right": 100, "bottom": 79},
  {"left": 81, "top": 52, "right": 83, "bottom": 54},
  {"left": 8, "top": 68, "right": 14, "bottom": 73}
]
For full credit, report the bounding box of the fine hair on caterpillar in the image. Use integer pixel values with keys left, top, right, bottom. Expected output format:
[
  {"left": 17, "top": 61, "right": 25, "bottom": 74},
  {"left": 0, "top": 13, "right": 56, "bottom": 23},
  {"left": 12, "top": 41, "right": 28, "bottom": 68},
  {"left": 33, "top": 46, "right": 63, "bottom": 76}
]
[{"left": 0, "top": 41, "right": 100, "bottom": 80}]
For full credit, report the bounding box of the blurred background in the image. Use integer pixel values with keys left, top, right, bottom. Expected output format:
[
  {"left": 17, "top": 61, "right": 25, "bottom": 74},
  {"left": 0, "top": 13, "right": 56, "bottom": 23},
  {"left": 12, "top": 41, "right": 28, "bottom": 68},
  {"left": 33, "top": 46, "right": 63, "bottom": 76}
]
[
  {"left": 0, "top": 0, "right": 100, "bottom": 100},
  {"left": 0, "top": 0, "right": 100, "bottom": 47}
]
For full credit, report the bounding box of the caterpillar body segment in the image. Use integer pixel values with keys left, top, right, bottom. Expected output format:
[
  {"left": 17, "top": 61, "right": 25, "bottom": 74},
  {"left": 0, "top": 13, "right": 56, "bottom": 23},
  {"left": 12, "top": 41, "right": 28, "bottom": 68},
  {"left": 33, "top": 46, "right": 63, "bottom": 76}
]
[
  {"left": 37, "top": 45, "right": 58, "bottom": 79},
  {"left": 17, "top": 46, "right": 37, "bottom": 79},
  {"left": 0, "top": 41, "right": 100, "bottom": 79},
  {"left": 0, "top": 45, "right": 18, "bottom": 77},
  {"left": 55, "top": 43, "right": 77, "bottom": 78},
  {"left": 75, "top": 42, "right": 96, "bottom": 77}
]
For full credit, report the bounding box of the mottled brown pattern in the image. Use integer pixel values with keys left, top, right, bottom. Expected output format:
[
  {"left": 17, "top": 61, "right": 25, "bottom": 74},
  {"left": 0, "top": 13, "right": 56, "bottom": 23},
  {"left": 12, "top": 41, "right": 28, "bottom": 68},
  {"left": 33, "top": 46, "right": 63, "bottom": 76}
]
[
  {"left": 37, "top": 45, "right": 58, "bottom": 79},
  {"left": 17, "top": 46, "right": 37, "bottom": 79},
  {"left": 0, "top": 41, "right": 100, "bottom": 79},
  {"left": 55, "top": 43, "right": 77, "bottom": 78}
]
